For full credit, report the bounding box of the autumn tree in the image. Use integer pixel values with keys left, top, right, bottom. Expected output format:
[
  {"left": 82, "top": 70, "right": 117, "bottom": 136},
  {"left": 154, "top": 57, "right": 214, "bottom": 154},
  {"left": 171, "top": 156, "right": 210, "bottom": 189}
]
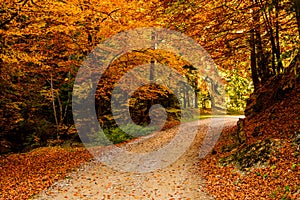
[{"left": 0, "top": 0, "right": 145, "bottom": 151}]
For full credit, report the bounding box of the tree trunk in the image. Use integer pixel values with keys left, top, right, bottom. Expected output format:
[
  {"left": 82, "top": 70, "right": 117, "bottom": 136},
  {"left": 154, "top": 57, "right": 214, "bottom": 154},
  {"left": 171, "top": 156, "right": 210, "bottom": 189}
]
[
  {"left": 275, "top": 0, "right": 283, "bottom": 73},
  {"left": 210, "top": 93, "right": 215, "bottom": 109},
  {"left": 295, "top": 0, "right": 300, "bottom": 37},
  {"left": 50, "top": 75, "right": 59, "bottom": 139},
  {"left": 267, "top": 24, "right": 279, "bottom": 74},
  {"left": 255, "top": 29, "right": 267, "bottom": 82},
  {"left": 183, "top": 88, "right": 187, "bottom": 108},
  {"left": 150, "top": 60, "right": 155, "bottom": 82},
  {"left": 194, "top": 91, "right": 199, "bottom": 108},
  {"left": 150, "top": 31, "right": 156, "bottom": 82},
  {"left": 186, "top": 89, "right": 190, "bottom": 107},
  {"left": 250, "top": 28, "right": 260, "bottom": 91}
]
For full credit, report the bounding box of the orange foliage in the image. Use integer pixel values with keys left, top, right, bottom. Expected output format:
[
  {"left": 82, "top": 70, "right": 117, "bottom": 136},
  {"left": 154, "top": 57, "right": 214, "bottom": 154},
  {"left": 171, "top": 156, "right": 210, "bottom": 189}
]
[
  {"left": 0, "top": 147, "right": 92, "bottom": 200},
  {"left": 198, "top": 83, "right": 300, "bottom": 199}
]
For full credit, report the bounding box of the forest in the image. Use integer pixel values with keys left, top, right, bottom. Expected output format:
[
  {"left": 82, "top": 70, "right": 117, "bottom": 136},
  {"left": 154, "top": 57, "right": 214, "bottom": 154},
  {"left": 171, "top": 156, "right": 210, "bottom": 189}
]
[{"left": 0, "top": 0, "right": 299, "bottom": 199}]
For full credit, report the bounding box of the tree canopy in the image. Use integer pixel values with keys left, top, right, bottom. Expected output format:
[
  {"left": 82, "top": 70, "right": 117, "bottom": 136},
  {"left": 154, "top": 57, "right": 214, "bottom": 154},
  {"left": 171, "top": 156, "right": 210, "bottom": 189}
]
[{"left": 0, "top": 0, "right": 299, "bottom": 152}]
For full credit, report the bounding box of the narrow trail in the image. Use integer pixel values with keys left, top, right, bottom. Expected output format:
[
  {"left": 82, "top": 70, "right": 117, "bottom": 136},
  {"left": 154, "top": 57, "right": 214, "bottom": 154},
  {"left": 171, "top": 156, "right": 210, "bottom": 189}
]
[{"left": 34, "top": 118, "right": 240, "bottom": 200}]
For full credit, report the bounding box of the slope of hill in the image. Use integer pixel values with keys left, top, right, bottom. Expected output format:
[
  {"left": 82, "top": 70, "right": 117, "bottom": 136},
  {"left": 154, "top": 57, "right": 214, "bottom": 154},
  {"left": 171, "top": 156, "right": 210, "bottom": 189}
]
[{"left": 198, "top": 60, "right": 300, "bottom": 199}]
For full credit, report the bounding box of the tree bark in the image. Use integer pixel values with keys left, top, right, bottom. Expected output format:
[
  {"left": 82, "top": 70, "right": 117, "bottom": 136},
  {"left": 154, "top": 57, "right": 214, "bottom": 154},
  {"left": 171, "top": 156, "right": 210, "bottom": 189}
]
[
  {"left": 187, "top": 89, "right": 190, "bottom": 107},
  {"left": 295, "top": 0, "right": 300, "bottom": 37},
  {"left": 150, "top": 31, "right": 156, "bottom": 82},
  {"left": 50, "top": 75, "right": 59, "bottom": 138},
  {"left": 194, "top": 91, "right": 199, "bottom": 108},
  {"left": 183, "top": 88, "right": 187, "bottom": 108},
  {"left": 275, "top": 0, "right": 283, "bottom": 73},
  {"left": 150, "top": 60, "right": 155, "bottom": 82},
  {"left": 255, "top": 29, "right": 267, "bottom": 82},
  {"left": 250, "top": 28, "right": 260, "bottom": 91}
]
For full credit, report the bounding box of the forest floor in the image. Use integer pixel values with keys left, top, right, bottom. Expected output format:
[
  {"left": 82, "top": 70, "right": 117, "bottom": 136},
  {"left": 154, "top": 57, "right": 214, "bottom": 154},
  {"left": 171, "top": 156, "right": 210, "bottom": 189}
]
[
  {"left": 1, "top": 110, "right": 299, "bottom": 199},
  {"left": 199, "top": 83, "right": 300, "bottom": 199},
  {"left": 32, "top": 118, "right": 240, "bottom": 200},
  {"left": 1, "top": 118, "right": 237, "bottom": 200}
]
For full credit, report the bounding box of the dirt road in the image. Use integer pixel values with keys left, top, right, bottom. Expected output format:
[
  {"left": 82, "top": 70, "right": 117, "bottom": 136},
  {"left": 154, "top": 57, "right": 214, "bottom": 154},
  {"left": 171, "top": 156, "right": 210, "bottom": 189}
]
[{"left": 34, "top": 118, "right": 240, "bottom": 200}]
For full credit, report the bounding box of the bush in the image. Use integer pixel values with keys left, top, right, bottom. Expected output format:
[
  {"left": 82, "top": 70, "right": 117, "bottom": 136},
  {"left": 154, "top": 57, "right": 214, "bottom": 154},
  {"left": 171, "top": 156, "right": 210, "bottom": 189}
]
[{"left": 103, "top": 124, "right": 159, "bottom": 144}]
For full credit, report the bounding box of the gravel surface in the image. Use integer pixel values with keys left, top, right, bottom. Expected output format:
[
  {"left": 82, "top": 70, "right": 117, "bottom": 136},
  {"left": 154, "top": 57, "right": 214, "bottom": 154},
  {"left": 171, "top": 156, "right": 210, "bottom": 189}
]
[{"left": 34, "top": 118, "right": 240, "bottom": 200}]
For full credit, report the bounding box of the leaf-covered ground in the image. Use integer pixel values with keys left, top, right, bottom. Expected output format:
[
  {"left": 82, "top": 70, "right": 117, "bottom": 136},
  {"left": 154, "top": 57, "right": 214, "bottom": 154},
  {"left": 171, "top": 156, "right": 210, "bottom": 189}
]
[
  {"left": 0, "top": 147, "right": 92, "bottom": 199},
  {"left": 1, "top": 98, "right": 299, "bottom": 200},
  {"left": 198, "top": 85, "right": 300, "bottom": 199},
  {"left": 199, "top": 127, "right": 299, "bottom": 199},
  {"left": 33, "top": 119, "right": 233, "bottom": 200}
]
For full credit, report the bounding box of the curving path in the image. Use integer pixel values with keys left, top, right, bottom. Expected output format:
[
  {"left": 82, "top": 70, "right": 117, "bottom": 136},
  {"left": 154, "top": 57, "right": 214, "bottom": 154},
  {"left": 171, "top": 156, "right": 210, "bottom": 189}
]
[{"left": 34, "top": 117, "right": 240, "bottom": 200}]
